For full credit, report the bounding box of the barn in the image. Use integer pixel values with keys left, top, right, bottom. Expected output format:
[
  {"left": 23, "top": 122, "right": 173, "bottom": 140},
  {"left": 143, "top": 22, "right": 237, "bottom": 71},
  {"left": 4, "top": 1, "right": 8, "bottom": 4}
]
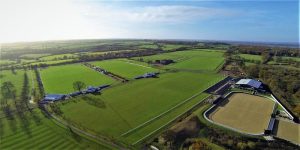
[
  {"left": 235, "top": 79, "right": 262, "bottom": 89},
  {"left": 44, "top": 94, "right": 65, "bottom": 101}
]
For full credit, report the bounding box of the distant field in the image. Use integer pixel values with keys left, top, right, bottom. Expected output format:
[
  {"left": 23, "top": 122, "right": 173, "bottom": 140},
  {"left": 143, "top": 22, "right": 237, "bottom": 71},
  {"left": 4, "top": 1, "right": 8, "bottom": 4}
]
[
  {"left": 91, "top": 59, "right": 158, "bottom": 79},
  {"left": 29, "top": 59, "right": 75, "bottom": 66},
  {"left": 161, "top": 44, "right": 186, "bottom": 51},
  {"left": 137, "top": 50, "right": 224, "bottom": 71},
  {"left": 239, "top": 54, "right": 262, "bottom": 61},
  {"left": 40, "top": 54, "right": 77, "bottom": 61},
  {"left": 210, "top": 93, "right": 275, "bottom": 134},
  {"left": 0, "top": 109, "right": 112, "bottom": 150},
  {"left": 40, "top": 64, "right": 116, "bottom": 94},
  {"left": 58, "top": 72, "right": 223, "bottom": 144},
  {"left": 276, "top": 120, "right": 300, "bottom": 145},
  {"left": 0, "top": 60, "right": 16, "bottom": 66},
  {"left": 139, "top": 44, "right": 158, "bottom": 49},
  {"left": 20, "top": 53, "right": 51, "bottom": 59}
]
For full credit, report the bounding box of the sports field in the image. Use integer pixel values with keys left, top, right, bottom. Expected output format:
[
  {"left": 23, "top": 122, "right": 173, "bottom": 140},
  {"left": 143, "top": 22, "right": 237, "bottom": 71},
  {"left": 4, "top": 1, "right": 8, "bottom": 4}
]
[
  {"left": 210, "top": 93, "right": 275, "bottom": 134},
  {"left": 0, "top": 69, "right": 34, "bottom": 109},
  {"left": 91, "top": 59, "right": 158, "bottom": 79},
  {"left": 137, "top": 50, "right": 224, "bottom": 71},
  {"left": 40, "top": 64, "right": 116, "bottom": 94},
  {"left": 58, "top": 72, "right": 223, "bottom": 144},
  {"left": 275, "top": 120, "right": 300, "bottom": 144},
  {"left": 0, "top": 109, "right": 112, "bottom": 150},
  {"left": 238, "top": 54, "right": 262, "bottom": 61}
]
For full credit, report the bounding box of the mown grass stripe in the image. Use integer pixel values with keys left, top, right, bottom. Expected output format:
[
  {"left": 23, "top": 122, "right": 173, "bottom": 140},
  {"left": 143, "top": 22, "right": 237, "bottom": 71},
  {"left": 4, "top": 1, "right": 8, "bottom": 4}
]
[
  {"left": 13, "top": 133, "right": 59, "bottom": 150},
  {"left": 53, "top": 141, "right": 80, "bottom": 150},
  {"left": 1, "top": 127, "right": 52, "bottom": 148},
  {"left": 35, "top": 135, "right": 70, "bottom": 150},
  {"left": 2, "top": 125, "right": 47, "bottom": 141}
]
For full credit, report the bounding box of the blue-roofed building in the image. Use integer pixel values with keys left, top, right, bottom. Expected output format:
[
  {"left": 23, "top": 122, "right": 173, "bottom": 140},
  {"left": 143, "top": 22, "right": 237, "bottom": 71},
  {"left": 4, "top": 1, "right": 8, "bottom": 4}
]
[
  {"left": 86, "top": 86, "right": 99, "bottom": 93},
  {"left": 135, "top": 72, "right": 158, "bottom": 79},
  {"left": 265, "top": 117, "right": 276, "bottom": 135},
  {"left": 44, "top": 94, "right": 65, "bottom": 101},
  {"left": 235, "top": 79, "right": 262, "bottom": 89}
]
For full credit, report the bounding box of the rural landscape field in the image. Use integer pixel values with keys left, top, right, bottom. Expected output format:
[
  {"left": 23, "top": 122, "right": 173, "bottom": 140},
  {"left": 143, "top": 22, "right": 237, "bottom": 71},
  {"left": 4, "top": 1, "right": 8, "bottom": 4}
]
[{"left": 1, "top": 0, "right": 299, "bottom": 150}]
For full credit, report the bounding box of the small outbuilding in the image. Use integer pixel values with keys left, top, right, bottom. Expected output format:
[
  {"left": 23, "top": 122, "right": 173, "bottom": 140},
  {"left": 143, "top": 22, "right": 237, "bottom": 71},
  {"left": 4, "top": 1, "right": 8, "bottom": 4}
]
[{"left": 44, "top": 94, "right": 65, "bottom": 101}]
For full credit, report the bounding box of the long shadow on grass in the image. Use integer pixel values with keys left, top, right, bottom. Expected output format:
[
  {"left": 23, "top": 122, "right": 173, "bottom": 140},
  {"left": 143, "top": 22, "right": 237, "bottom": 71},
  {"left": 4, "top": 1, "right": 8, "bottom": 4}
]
[
  {"left": 0, "top": 118, "right": 4, "bottom": 139},
  {"left": 15, "top": 103, "right": 32, "bottom": 137},
  {"left": 3, "top": 105, "right": 17, "bottom": 134}
]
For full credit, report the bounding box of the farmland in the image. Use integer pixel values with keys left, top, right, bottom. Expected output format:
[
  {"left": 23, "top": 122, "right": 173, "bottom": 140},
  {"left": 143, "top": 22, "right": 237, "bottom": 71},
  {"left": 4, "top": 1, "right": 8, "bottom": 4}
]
[
  {"left": 91, "top": 59, "right": 158, "bottom": 79},
  {"left": 58, "top": 71, "right": 223, "bottom": 144},
  {"left": 135, "top": 50, "right": 224, "bottom": 71},
  {"left": 0, "top": 69, "right": 33, "bottom": 109},
  {"left": 40, "top": 64, "right": 116, "bottom": 94},
  {"left": 209, "top": 93, "right": 275, "bottom": 134},
  {"left": 0, "top": 109, "right": 112, "bottom": 150},
  {"left": 275, "top": 120, "right": 300, "bottom": 145}
]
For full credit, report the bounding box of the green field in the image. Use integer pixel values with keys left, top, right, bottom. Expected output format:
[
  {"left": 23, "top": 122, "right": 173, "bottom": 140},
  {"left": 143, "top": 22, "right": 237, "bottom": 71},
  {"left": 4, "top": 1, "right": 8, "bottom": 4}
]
[
  {"left": 40, "top": 54, "right": 78, "bottom": 61},
  {"left": 238, "top": 54, "right": 262, "bottom": 61},
  {"left": 0, "top": 60, "right": 16, "bottom": 66},
  {"left": 58, "top": 71, "right": 223, "bottom": 145},
  {"left": 0, "top": 109, "right": 112, "bottom": 150},
  {"left": 91, "top": 59, "right": 159, "bottom": 79},
  {"left": 0, "top": 70, "right": 33, "bottom": 107},
  {"left": 161, "top": 44, "right": 186, "bottom": 51},
  {"left": 40, "top": 64, "right": 116, "bottom": 94},
  {"left": 20, "top": 54, "right": 51, "bottom": 59},
  {"left": 137, "top": 50, "right": 224, "bottom": 71}
]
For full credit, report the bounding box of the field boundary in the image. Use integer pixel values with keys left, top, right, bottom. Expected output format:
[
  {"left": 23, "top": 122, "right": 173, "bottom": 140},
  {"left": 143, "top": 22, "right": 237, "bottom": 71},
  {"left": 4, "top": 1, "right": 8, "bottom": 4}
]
[{"left": 132, "top": 94, "right": 211, "bottom": 145}]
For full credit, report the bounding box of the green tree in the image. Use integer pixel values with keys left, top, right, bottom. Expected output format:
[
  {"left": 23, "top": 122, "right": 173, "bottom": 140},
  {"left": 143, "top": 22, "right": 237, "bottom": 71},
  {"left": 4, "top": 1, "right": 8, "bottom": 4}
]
[
  {"left": 73, "top": 81, "right": 86, "bottom": 92},
  {"left": 1, "top": 81, "right": 16, "bottom": 105}
]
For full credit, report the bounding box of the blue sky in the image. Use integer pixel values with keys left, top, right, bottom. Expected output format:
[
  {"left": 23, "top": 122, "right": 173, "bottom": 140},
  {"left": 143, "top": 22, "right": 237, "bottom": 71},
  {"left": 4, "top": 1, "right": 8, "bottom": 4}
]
[{"left": 0, "top": 0, "right": 298, "bottom": 43}]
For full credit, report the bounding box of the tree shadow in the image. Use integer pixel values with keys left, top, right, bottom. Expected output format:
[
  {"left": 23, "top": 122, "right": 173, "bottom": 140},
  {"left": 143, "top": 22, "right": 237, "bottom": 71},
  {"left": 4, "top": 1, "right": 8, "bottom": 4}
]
[
  {"left": 3, "top": 105, "right": 17, "bottom": 134},
  {"left": 0, "top": 118, "right": 4, "bottom": 139},
  {"left": 82, "top": 96, "right": 106, "bottom": 109},
  {"left": 15, "top": 103, "right": 32, "bottom": 137}
]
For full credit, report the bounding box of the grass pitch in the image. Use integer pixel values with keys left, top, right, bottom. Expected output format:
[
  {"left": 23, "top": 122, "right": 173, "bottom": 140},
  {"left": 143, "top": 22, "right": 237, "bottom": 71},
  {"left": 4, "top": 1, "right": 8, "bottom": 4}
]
[
  {"left": 91, "top": 59, "right": 158, "bottom": 79},
  {"left": 40, "top": 64, "right": 116, "bottom": 94},
  {"left": 0, "top": 109, "right": 112, "bottom": 150},
  {"left": 58, "top": 72, "right": 223, "bottom": 144},
  {"left": 276, "top": 120, "right": 300, "bottom": 144},
  {"left": 137, "top": 50, "right": 224, "bottom": 71},
  {"left": 210, "top": 93, "right": 275, "bottom": 134}
]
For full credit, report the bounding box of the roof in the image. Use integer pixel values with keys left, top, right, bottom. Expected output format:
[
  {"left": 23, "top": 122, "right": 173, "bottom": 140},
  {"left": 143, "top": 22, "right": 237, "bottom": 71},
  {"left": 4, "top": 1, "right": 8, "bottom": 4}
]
[
  {"left": 236, "top": 79, "right": 262, "bottom": 88},
  {"left": 44, "top": 94, "right": 65, "bottom": 101},
  {"left": 267, "top": 118, "right": 276, "bottom": 131}
]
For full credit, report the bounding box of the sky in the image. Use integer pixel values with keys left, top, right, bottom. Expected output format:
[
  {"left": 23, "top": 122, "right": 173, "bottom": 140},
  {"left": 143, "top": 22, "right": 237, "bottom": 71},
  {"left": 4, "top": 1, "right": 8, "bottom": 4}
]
[{"left": 0, "top": 0, "right": 299, "bottom": 43}]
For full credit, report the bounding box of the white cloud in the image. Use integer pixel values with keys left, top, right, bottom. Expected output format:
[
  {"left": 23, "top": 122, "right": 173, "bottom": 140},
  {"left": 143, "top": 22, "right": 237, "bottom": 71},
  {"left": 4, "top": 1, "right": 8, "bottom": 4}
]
[{"left": 84, "top": 5, "right": 236, "bottom": 23}]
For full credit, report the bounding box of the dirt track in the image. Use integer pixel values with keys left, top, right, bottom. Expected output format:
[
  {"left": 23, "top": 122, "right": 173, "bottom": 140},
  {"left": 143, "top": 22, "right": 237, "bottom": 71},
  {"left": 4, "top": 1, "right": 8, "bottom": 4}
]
[{"left": 210, "top": 93, "right": 275, "bottom": 134}]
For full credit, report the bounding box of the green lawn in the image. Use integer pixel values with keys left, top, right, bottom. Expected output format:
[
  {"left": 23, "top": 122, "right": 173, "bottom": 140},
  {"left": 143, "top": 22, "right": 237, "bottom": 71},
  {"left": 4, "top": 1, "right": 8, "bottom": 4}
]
[
  {"left": 0, "top": 109, "right": 112, "bottom": 150},
  {"left": 91, "top": 59, "right": 158, "bottom": 79},
  {"left": 58, "top": 72, "right": 223, "bottom": 145},
  {"left": 40, "top": 54, "right": 78, "bottom": 61},
  {"left": 40, "top": 64, "right": 116, "bottom": 94},
  {"left": 239, "top": 54, "right": 262, "bottom": 61},
  {"left": 0, "top": 60, "right": 16, "bottom": 66},
  {"left": 137, "top": 50, "right": 224, "bottom": 71},
  {"left": 161, "top": 44, "right": 186, "bottom": 51},
  {"left": 0, "top": 70, "right": 33, "bottom": 107}
]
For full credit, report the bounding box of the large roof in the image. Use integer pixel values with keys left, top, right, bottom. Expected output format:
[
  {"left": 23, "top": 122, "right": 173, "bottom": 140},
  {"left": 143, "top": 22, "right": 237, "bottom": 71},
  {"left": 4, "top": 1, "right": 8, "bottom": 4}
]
[
  {"left": 44, "top": 94, "right": 65, "bottom": 101},
  {"left": 236, "top": 79, "right": 262, "bottom": 88}
]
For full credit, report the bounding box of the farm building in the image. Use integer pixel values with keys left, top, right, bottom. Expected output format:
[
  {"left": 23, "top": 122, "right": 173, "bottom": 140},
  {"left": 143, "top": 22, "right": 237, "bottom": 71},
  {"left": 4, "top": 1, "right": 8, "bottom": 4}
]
[
  {"left": 135, "top": 72, "right": 158, "bottom": 79},
  {"left": 235, "top": 79, "right": 262, "bottom": 89},
  {"left": 265, "top": 117, "right": 276, "bottom": 135},
  {"left": 44, "top": 94, "right": 65, "bottom": 101}
]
